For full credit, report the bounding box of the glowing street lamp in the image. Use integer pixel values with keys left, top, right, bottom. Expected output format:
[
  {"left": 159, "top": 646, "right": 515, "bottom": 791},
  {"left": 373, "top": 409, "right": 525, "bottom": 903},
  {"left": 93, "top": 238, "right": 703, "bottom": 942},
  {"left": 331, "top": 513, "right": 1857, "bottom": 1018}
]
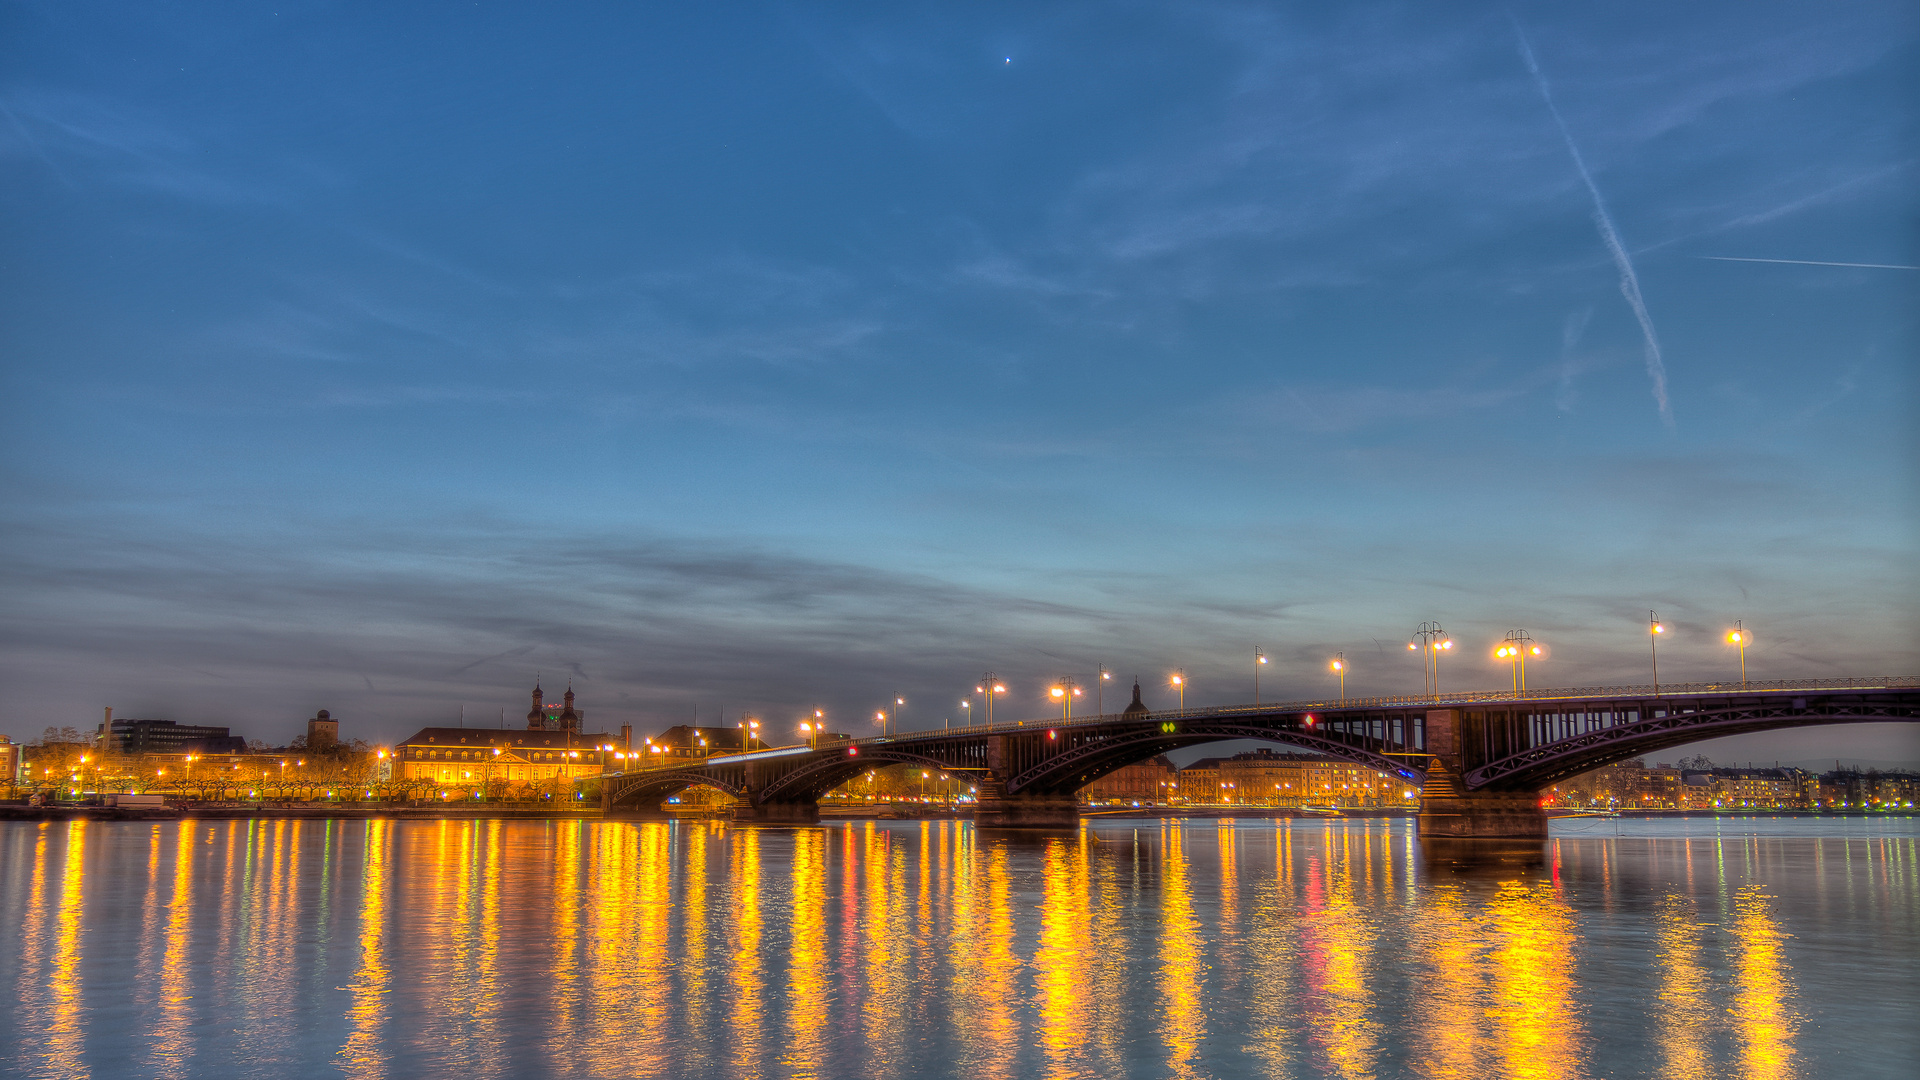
[
  {"left": 978, "top": 674, "right": 1007, "bottom": 731},
  {"left": 1330, "top": 654, "right": 1346, "bottom": 703},
  {"left": 1649, "top": 611, "right": 1665, "bottom": 694},
  {"left": 736, "top": 716, "right": 760, "bottom": 752},
  {"left": 1254, "top": 647, "right": 1268, "bottom": 705},
  {"left": 1494, "top": 630, "right": 1542, "bottom": 694},
  {"left": 1727, "top": 622, "right": 1751, "bottom": 689},
  {"left": 1048, "top": 678, "right": 1084, "bottom": 722},
  {"left": 1409, "top": 623, "right": 1453, "bottom": 700},
  {"left": 1098, "top": 664, "right": 1112, "bottom": 715},
  {"left": 1171, "top": 670, "right": 1186, "bottom": 710}
]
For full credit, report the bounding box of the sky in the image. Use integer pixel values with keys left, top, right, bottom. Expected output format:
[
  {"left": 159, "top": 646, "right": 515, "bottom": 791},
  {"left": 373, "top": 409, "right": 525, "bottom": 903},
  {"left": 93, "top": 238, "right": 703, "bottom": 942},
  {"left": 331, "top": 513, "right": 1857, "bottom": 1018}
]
[{"left": 2, "top": 1, "right": 1915, "bottom": 769}]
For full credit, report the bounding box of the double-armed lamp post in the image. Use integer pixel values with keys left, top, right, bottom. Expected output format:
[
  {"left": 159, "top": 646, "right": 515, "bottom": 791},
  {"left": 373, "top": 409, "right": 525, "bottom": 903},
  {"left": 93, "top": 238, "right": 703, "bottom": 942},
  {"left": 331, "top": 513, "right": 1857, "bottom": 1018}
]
[
  {"left": 1494, "top": 630, "right": 1542, "bottom": 694},
  {"left": 1409, "top": 623, "right": 1453, "bottom": 701},
  {"left": 1049, "top": 677, "right": 1083, "bottom": 722},
  {"left": 977, "top": 675, "right": 1006, "bottom": 731}
]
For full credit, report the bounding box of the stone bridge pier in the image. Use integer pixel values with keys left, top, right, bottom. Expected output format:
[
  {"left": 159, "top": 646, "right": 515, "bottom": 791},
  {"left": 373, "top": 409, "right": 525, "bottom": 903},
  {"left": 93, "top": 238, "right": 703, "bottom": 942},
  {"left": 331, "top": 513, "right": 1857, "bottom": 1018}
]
[
  {"left": 1417, "top": 708, "right": 1547, "bottom": 840},
  {"left": 970, "top": 735, "right": 1080, "bottom": 828},
  {"left": 731, "top": 761, "right": 821, "bottom": 824}
]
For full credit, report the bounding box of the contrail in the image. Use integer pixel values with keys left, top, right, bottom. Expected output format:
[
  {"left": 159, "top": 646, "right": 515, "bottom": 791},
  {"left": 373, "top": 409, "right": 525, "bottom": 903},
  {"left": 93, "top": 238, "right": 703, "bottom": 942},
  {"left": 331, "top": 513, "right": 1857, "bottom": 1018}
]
[
  {"left": 1513, "top": 22, "right": 1674, "bottom": 429},
  {"left": 1700, "top": 256, "right": 1920, "bottom": 271}
]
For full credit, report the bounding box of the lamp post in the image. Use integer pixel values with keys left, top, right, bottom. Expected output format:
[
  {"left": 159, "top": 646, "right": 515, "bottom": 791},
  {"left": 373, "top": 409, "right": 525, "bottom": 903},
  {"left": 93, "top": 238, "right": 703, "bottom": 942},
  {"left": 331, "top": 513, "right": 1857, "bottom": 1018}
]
[
  {"left": 1255, "top": 647, "right": 1268, "bottom": 704},
  {"left": 1048, "top": 677, "right": 1083, "bottom": 722},
  {"left": 959, "top": 699, "right": 970, "bottom": 730},
  {"left": 979, "top": 675, "right": 1006, "bottom": 731},
  {"left": 737, "top": 716, "right": 760, "bottom": 752},
  {"left": 1495, "top": 630, "right": 1541, "bottom": 694},
  {"left": 1408, "top": 623, "right": 1453, "bottom": 701},
  {"left": 1727, "top": 622, "right": 1750, "bottom": 689},
  {"left": 1330, "top": 654, "right": 1346, "bottom": 703},
  {"left": 1171, "top": 670, "right": 1186, "bottom": 710},
  {"left": 1649, "top": 612, "right": 1665, "bottom": 694},
  {"left": 1098, "top": 665, "right": 1111, "bottom": 715}
]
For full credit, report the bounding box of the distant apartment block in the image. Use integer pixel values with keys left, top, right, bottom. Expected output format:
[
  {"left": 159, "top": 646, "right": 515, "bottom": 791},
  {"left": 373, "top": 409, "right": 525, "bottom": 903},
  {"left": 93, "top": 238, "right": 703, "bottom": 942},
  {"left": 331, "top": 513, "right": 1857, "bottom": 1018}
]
[{"left": 97, "top": 717, "right": 246, "bottom": 754}]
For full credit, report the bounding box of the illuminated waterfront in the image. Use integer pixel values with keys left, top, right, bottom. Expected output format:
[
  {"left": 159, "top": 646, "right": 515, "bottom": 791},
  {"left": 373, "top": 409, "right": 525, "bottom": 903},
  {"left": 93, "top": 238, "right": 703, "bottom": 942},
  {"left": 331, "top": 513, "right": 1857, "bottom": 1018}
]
[{"left": 1, "top": 817, "right": 1915, "bottom": 1079}]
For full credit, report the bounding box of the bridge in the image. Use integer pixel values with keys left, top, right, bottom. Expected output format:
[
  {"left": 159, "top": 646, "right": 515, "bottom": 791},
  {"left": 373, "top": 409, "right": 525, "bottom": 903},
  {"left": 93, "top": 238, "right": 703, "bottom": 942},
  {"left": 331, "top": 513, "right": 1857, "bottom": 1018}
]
[{"left": 597, "top": 677, "right": 1918, "bottom": 838}]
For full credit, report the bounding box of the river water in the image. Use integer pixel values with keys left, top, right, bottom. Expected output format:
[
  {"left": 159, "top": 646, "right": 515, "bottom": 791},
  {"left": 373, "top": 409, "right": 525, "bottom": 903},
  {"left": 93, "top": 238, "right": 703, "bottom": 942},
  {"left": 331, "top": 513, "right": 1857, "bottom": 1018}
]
[{"left": 1, "top": 816, "right": 1914, "bottom": 1079}]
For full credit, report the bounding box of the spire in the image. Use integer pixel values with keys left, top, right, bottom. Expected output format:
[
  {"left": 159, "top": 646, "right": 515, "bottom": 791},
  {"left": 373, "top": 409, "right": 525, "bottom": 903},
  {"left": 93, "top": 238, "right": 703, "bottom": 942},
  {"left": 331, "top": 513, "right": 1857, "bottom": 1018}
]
[
  {"left": 528, "top": 678, "right": 547, "bottom": 731},
  {"left": 1123, "top": 678, "right": 1150, "bottom": 719}
]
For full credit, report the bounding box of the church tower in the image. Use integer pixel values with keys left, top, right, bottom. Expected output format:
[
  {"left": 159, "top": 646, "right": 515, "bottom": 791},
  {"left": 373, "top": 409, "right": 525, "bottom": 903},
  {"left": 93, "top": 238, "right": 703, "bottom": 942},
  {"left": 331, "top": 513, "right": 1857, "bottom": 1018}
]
[
  {"left": 559, "top": 684, "right": 580, "bottom": 734},
  {"left": 527, "top": 682, "right": 546, "bottom": 731}
]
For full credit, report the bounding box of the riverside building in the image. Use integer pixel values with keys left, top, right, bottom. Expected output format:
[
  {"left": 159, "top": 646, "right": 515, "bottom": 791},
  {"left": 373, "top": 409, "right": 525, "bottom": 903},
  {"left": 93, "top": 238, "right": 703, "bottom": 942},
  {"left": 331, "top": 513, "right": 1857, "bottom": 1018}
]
[{"left": 394, "top": 683, "right": 619, "bottom": 790}]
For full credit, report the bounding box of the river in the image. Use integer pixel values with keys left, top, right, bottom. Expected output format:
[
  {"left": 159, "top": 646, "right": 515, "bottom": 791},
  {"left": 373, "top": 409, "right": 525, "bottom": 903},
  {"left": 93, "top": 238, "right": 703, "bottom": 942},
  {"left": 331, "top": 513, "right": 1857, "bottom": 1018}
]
[{"left": 1, "top": 816, "right": 1914, "bottom": 1079}]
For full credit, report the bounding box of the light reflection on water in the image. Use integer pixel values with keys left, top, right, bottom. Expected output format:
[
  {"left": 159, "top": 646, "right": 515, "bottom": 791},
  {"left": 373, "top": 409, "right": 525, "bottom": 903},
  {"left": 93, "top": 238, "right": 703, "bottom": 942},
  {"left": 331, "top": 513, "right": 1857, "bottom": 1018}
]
[{"left": 0, "top": 817, "right": 1914, "bottom": 1079}]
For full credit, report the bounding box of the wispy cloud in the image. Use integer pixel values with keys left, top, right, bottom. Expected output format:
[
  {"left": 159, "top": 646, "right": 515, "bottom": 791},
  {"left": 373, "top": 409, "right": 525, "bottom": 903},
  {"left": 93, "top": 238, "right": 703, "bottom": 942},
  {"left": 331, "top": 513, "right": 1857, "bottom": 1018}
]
[{"left": 1514, "top": 20, "right": 1673, "bottom": 430}]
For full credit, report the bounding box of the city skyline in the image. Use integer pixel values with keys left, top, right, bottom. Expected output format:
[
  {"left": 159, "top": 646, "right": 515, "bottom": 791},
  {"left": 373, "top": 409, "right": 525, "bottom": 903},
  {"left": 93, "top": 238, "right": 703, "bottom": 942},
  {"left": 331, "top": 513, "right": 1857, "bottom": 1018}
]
[{"left": 2, "top": 1, "right": 1914, "bottom": 770}]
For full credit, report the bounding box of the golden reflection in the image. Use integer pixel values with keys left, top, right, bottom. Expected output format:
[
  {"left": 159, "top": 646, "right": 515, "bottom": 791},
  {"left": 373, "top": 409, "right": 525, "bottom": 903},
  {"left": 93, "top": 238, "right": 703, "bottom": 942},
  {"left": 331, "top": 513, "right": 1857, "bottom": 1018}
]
[
  {"left": 1298, "top": 846, "right": 1380, "bottom": 1079},
  {"left": 729, "top": 826, "right": 764, "bottom": 1075},
  {"left": 859, "top": 821, "right": 912, "bottom": 1072},
  {"left": 1410, "top": 883, "right": 1487, "bottom": 1079},
  {"left": 1484, "top": 880, "right": 1584, "bottom": 1079},
  {"left": 154, "top": 824, "right": 199, "bottom": 1079},
  {"left": 340, "top": 819, "right": 391, "bottom": 1078},
  {"left": 1730, "top": 887, "right": 1798, "bottom": 1080},
  {"left": 680, "top": 822, "right": 712, "bottom": 1073},
  {"left": 1246, "top": 825, "right": 1303, "bottom": 1077},
  {"left": 545, "top": 820, "right": 585, "bottom": 1063},
  {"left": 45, "top": 821, "right": 88, "bottom": 1078},
  {"left": 1654, "top": 893, "right": 1715, "bottom": 1080},
  {"left": 13, "top": 826, "right": 51, "bottom": 1062},
  {"left": 1033, "top": 836, "right": 1093, "bottom": 1076},
  {"left": 1158, "top": 823, "right": 1206, "bottom": 1079},
  {"left": 783, "top": 828, "right": 830, "bottom": 1077},
  {"left": 951, "top": 836, "right": 1019, "bottom": 1080}
]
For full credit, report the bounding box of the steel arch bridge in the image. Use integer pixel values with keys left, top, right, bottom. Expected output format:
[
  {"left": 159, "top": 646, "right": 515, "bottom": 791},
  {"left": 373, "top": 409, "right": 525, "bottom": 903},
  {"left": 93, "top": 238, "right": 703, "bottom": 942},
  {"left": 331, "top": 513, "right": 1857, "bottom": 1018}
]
[{"left": 593, "top": 677, "right": 1917, "bottom": 833}]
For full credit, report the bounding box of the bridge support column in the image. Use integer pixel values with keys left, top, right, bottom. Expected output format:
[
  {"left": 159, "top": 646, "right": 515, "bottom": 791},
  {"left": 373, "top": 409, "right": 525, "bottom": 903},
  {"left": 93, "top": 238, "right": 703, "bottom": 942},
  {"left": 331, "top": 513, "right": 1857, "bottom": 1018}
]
[
  {"left": 731, "top": 799, "right": 820, "bottom": 824},
  {"left": 971, "top": 764, "right": 1079, "bottom": 828},
  {"left": 1418, "top": 791, "right": 1547, "bottom": 839},
  {"left": 1417, "top": 708, "right": 1546, "bottom": 840}
]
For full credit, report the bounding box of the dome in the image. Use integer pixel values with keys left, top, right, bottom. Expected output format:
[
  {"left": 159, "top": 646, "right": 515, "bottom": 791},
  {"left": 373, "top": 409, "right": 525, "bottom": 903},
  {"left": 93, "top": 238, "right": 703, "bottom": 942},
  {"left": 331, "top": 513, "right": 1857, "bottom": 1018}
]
[{"left": 316, "top": 710, "right": 331, "bottom": 720}]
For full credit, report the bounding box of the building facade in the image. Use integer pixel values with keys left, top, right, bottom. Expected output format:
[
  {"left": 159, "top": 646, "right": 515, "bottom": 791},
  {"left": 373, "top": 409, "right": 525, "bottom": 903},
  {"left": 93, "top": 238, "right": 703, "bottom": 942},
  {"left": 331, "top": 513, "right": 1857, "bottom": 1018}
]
[
  {"left": 1081, "top": 755, "right": 1176, "bottom": 804},
  {"left": 96, "top": 715, "right": 246, "bottom": 754}
]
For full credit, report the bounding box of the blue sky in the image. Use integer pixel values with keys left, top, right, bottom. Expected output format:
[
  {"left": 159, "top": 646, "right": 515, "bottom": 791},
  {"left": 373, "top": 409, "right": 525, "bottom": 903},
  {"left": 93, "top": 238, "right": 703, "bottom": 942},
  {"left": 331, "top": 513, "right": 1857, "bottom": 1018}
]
[{"left": 2, "top": 1, "right": 1914, "bottom": 767}]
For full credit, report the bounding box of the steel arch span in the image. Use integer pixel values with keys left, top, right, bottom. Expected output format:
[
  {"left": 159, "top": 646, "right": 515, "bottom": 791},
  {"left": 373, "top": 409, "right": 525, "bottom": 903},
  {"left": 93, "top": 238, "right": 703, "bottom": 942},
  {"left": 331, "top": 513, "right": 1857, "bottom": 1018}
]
[
  {"left": 1002, "top": 723, "right": 1421, "bottom": 796},
  {"left": 602, "top": 768, "right": 743, "bottom": 810},
  {"left": 1458, "top": 689, "right": 1920, "bottom": 791}
]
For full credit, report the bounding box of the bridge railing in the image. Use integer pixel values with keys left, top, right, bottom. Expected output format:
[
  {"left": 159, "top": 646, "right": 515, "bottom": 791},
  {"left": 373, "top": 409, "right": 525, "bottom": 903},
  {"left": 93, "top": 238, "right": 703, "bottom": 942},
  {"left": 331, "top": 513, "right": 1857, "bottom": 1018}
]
[
  {"left": 858, "top": 675, "right": 1920, "bottom": 742},
  {"left": 599, "top": 675, "right": 1919, "bottom": 774}
]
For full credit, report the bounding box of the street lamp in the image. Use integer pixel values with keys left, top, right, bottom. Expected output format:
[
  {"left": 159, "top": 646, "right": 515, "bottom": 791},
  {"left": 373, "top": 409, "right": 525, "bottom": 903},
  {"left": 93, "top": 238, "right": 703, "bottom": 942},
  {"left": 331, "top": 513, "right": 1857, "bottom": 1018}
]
[
  {"left": 1255, "top": 647, "right": 1268, "bottom": 704},
  {"left": 1494, "top": 630, "right": 1542, "bottom": 694},
  {"left": 1171, "top": 670, "right": 1186, "bottom": 710},
  {"left": 1330, "top": 654, "right": 1346, "bottom": 703},
  {"left": 1409, "top": 623, "right": 1453, "bottom": 701},
  {"left": 1649, "top": 611, "right": 1665, "bottom": 693},
  {"left": 1098, "top": 665, "right": 1111, "bottom": 715},
  {"left": 959, "top": 699, "right": 970, "bottom": 730},
  {"left": 1048, "top": 678, "right": 1083, "bottom": 722},
  {"left": 1727, "top": 622, "right": 1751, "bottom": 689},
  {"left": 979, "top": 674, "right": 1006, "bottom": 731},
  {"left": 736, "top": 716, "right": 760, "bottom": 752}
]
